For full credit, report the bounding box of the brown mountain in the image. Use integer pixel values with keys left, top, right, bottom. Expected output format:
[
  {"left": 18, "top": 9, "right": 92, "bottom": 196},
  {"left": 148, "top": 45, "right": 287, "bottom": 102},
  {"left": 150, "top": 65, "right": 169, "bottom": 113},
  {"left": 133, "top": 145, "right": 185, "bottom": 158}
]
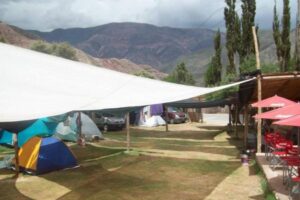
[
  {"left": 0, "top": 22, "right": 166, "bottom": 79},
  {"left": 31, "top": 22, "right": 220, "bottom": 72}
]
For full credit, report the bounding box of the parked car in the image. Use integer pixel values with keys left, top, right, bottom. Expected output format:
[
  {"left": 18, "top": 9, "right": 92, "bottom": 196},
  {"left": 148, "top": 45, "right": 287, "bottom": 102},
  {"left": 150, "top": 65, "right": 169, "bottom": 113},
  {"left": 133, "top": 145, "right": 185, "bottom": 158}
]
[
  {"left": 93, "top": 112, "right": 125, "bottom": 131},
  {"left": 162, "top": 107, "right": 188, "bottom": 124}
]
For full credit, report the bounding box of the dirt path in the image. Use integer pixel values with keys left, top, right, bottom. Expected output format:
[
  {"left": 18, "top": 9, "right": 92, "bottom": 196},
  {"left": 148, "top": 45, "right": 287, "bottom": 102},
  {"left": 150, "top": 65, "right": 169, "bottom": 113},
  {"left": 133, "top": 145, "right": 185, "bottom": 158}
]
[{"left": 204, "top": 165, "right": 264, "bottom": 200}]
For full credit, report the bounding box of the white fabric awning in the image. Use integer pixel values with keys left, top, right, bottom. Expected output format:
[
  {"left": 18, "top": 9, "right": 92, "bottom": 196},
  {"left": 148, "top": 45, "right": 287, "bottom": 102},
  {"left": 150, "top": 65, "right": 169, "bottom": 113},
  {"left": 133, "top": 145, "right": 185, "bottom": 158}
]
[{"left": 0, "top": 43, "right": 254, "bottom": 122}]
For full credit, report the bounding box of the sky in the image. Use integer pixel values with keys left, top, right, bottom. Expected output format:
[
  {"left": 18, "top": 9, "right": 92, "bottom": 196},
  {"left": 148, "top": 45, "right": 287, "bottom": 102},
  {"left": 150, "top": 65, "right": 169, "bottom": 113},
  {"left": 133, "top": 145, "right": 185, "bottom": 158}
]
[{"left": 0, "top": 0, "right": 297, "bottom": 31}]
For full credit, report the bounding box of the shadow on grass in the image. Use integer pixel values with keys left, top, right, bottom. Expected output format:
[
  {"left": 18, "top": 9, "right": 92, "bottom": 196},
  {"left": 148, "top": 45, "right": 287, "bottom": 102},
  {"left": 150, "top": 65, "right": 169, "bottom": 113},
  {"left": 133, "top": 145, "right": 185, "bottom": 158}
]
[
  {"left": 0, "top": 170, "right": 30, "bottom": 200},
  {"left": 0, "top": 147, "right": 242, "bottom": 200}
]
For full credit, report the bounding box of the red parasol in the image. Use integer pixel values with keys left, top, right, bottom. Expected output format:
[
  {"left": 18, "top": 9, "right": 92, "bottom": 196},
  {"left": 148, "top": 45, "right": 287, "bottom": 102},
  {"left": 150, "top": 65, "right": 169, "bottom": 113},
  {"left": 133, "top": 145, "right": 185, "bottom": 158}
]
[
  {"left": 273, "top": 115, "right": 300, "bottom": 153},
  {"left": 251, "top": 95, "right": 295, "bottom": 108},
  {"left": 254, "top": 103, "right": 300, "bottom": 120},
  {"left": 273, "top": 115, "right": 300, "bottom": 127}
]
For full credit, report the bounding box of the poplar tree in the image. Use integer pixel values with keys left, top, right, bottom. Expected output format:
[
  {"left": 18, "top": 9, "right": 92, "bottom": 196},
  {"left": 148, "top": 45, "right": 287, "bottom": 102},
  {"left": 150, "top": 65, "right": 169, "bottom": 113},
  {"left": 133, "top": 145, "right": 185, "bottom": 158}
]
[
  {"left": 214, "top": 30, "right": 222, "bottom": 84},
  {"left": 273, "top": 3, "right": 282, "bottom": 66},
  {"left": 281, "top": 0, "right": 291, "bottom": 71},
  {"left": 205, "top": 30, "right": 222, "bottom": 86},
  {"left": 240, "top": 0, "right": 257, "bottom": 62},
  {"left": 224, "top": 0, "right": 238, "bottom": 75},
  {"left": 273, "top": 0, "right": 291, "bottom": 72}
]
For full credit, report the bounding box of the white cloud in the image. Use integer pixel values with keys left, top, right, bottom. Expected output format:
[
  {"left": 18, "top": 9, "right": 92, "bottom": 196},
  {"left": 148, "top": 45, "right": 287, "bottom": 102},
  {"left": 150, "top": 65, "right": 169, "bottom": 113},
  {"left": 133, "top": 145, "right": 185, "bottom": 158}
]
[{"left": 0, "top": 0, "right": 297, "bottom": 31}]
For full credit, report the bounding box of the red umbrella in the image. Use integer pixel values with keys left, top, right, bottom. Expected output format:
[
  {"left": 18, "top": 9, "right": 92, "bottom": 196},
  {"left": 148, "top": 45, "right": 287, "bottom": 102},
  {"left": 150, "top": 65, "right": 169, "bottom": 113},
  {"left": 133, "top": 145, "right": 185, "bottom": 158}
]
[
  {"left": 251, "top": 95, "right": 295, "bottom": 108},
  {"left": 254, "top": 103, "right": 300, "bottom": 120},
  {"left": 273, "top": 115, "right": 300, "bottom": 153},
  {"left": 273, "top": 115, "right": 300, "bottom": 127}
]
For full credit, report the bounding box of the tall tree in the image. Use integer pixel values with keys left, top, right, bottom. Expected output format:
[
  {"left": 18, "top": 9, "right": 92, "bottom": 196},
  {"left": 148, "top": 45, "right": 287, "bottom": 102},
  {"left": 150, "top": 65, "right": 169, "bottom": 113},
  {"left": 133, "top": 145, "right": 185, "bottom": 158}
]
[
  {"left": 296, "top": 0, "right": 300, "bottom": 70},
  {"left": 273, "top": 3, "right": 282, "bottom": 67},
  {"left": 273, "top": 0, "right": 291, "bottom": 72},
  {"left": 281, "top": 0, "right": 291, "bottom": 71},
  {"left": 224, "top": 0, "right": 238, "bottom": 75},
  {"left": 164, "top": 62, "right": 195, "bottom": 86},
  {"left": 240, "top": 0, "right": 257, "bottom": 62},
  {"left": 205, "top": 30, "right": 222, "bottom": 86}
]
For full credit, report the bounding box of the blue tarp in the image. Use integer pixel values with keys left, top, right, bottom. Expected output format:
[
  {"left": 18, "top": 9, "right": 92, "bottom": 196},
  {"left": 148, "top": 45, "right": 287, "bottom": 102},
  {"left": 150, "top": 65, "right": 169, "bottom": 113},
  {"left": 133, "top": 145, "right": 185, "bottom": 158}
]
[
  {"left": 0, "top": 119, "right": 58, "bottom": 147},
  {"left": 0, "top": 130, "right": 14, "bottom": 146}
]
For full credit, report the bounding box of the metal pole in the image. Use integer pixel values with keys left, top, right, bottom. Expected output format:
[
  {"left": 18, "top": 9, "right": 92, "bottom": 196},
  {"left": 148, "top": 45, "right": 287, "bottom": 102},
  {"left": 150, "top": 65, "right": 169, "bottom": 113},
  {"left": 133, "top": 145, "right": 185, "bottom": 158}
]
[
  {"left": 126, "top": 112, "right": 130, "bottom": 152},
  {"left": 13, "top": 133, "right": 19, "bottom": 178},
  {"left": 252, "top": 26, "right": 262, "bottom": 153}
]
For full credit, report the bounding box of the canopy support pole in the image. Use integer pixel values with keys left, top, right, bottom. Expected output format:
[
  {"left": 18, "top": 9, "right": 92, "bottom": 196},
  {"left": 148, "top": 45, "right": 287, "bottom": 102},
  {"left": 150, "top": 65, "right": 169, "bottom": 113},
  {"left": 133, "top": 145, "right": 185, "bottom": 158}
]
[
  {"left": 164, "top": 106, "right": 169, "bottom": 132},
  {"left": 252, "top": 26, "right": 262, "bottom": 153},
  {"left": 243, "top": 105, "right": 249, "bottom": 148},
  {"left": 234, "top": 104, "right": 238, "bottom": 138},
  {"left": 126, "top": 112, "right": 130, "bottom": 152},
  {"left": 77, "top": 112, "right": 85, "bottom": 146},
  {"left": 228, "top": 105, "right": 232, "bottom": 132},
  {"left": 13, "top": 133, "right": 19, "bottom": 178}
]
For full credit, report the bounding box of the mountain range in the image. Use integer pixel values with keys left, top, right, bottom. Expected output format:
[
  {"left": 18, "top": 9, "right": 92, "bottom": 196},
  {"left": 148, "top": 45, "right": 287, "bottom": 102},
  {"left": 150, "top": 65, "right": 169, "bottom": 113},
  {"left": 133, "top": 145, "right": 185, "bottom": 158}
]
[
  {"left": 1, "top": 21, "right": 294, "bottom": 85},
  {"left": 0, "top": 22, "right": 166, "bottom": 79}
]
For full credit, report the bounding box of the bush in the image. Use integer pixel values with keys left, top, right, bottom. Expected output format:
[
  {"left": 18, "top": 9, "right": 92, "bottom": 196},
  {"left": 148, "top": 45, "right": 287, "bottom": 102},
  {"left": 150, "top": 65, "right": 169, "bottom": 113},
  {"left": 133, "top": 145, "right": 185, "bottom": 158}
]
[
  {"left": 31, "top": 41, "right": 77, "bottom": 61},
  {"left": 134, "top": 71, "right": 155, "bottom": 79}
]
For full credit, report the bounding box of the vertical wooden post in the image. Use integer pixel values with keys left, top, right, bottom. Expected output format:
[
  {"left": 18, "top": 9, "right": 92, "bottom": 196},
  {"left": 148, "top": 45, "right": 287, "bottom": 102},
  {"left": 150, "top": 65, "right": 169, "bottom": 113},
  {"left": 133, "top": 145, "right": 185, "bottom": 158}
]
[
  {"left": 228, "top": 105, "right": 232, "bottom": 132},
  {"left": 13, "top": 133, "right": 19, "bottom": 178},
  {"left": 77, "top": 112, "right": 85, "bottom": 146},
  {"left": 126, "top": 112, "right": 130, "bottom": 152},
  {"left": 252, "top": 26, "right": 262, "bottom": 153},
  {"left": 243, "top": 105, "right": 249, "bottom": 148},
  {"left": 91, "top": 111, "right": 96, "bottom": 122},
  {"left": 164, "top": 106, "right": 169, "bottom": 132},
  {"left": 234, "top": 104, "right": 238, "bottom": 138}
]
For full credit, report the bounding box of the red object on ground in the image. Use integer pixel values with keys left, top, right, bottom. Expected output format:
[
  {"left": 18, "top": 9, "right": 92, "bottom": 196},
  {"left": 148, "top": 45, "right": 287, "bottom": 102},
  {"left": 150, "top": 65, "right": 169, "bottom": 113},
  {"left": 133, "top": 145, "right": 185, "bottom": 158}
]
[
  {"left": 251, "top": 95, "right": 295, "bottom": 108},
  {"left": 254, "top": 103, "right": 300, "bottom": 120}
]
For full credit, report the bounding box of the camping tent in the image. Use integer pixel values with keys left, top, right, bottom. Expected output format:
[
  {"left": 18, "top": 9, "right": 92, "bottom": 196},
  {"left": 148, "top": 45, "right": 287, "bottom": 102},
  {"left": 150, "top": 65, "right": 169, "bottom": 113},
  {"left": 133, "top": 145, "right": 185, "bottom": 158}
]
[
  {"left": 137, "top": 105, "right": 166, "bottom": 127},
  {"left": 54, "top": 118, "right": 77, "bottom": 142},
  {"left": 0, "top": 43, "right": 254, "bottom": 123},
  {"left": 18, "top": 136, "right": 77, "bottom": 174},
  {"left": 0, "top": 119, "right": 56, "bottom": 147},
  {"left": 55, "top": 112, "right": 103, "bottom": 142}
]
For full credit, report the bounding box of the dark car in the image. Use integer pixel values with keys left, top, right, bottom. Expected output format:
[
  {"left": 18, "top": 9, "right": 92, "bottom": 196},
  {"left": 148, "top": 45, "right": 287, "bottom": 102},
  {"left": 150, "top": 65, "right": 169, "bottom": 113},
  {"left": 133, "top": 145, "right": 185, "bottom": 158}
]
[
  {"left": 162, "top": 107, "right": 188, "bottom": 124},
  {"left": 94, "top": 113, "right": 125, "bottom": 131}
]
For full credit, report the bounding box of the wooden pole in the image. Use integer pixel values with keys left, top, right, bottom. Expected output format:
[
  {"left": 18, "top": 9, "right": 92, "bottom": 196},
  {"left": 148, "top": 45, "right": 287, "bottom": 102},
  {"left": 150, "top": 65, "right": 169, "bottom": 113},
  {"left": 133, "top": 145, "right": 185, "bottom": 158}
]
[
  {"left": 13, "top": 133, "right": 19, "bottom": 178},
  {"left": 126, "top": 112, "right": 130, "bottom": 152},
  {"left": 228, "top": 105, "right": 232, "bottom": 132},
  {"left": 77, "top": 112, "right": 85, "bottom": 146},
  {"left": 252, "top": 26, "right": 262, "bottom": 153},
  {"left": 234, "top": 104, "right": 238, "bottom": 138},
  {"left": 243, "top": 105, "right": 249, "bottom": 148},
  {"left": 164, "top": 106, "right": 169, "bottom": 132}
]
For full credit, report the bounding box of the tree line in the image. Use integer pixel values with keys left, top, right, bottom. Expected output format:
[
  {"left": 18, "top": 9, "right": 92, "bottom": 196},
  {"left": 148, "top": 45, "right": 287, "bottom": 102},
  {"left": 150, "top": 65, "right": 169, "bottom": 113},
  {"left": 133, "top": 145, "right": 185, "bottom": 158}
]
[{"left": 205, "top": 0, "right": 294, "bottom": 87}]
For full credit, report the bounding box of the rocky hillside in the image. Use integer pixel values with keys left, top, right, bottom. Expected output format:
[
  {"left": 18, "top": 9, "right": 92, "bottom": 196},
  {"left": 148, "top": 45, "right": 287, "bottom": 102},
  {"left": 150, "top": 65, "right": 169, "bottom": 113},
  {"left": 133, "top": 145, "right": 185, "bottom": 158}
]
[
  {"left": 32, "top": 23, "right": 221, "bottom": 71},
  {"left": 0, "top": 22, "right": 166, "bottom": 79},
  {"left": 33, "top": 22, "right": 292, "bottom": 85}
]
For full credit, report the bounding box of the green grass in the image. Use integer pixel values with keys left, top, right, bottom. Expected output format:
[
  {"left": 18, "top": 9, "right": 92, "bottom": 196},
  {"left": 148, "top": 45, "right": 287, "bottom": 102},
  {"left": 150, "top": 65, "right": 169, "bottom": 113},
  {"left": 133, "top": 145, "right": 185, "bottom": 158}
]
[
  {"left": 0, "top": 145, "right": 13, "bottom": 153},
  {"left": 0, "top": 124, "right": 258, "bottom": 200}
]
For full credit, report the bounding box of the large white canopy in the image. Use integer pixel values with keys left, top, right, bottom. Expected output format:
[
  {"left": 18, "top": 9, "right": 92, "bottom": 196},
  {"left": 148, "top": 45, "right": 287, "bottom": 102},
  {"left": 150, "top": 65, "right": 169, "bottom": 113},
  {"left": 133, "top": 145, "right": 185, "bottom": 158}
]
[{"left": 0, "top": 43, "right": 253, "bottom": 122}]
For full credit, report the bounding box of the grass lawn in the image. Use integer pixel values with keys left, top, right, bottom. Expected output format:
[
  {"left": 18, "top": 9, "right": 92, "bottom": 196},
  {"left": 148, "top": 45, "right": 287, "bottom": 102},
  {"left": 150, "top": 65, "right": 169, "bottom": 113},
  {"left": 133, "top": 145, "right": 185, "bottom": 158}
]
[{"left": 0, "top": 123, "right": 247, "bottom": 200}]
